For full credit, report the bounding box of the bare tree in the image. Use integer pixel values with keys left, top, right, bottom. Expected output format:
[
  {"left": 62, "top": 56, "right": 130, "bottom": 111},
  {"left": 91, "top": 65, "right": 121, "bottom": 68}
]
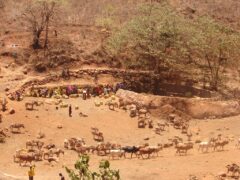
[
  {"left": 23, "top": 0, "right": 57, "bottom": 49},
  {"left": 43, "top": 1, "right": 56, "bottom": 48}
]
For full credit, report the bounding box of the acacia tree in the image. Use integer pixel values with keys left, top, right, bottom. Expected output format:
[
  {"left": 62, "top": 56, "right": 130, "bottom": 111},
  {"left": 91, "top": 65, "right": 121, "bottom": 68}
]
[
  {"left": 185, "top": 17, "right": 240, "bottom": 90},
  {"left": 107, "top": 2, "right": 183, "bottom": 73},
  {"left": 23, "top": 0, "right": 59, "bottom": 49},
  {"left": 106, "top": 1, "right": 240, "bottom": 91}
]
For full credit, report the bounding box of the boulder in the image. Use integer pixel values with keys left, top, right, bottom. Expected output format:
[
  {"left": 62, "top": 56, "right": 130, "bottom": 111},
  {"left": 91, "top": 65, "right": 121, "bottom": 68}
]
[
  {"left": 60, "top": 103, "right": 68, "bottom": 108},
  {"left": 69, "top": 94, "right": 79, "bottom": 98},
  {"left": 9, "top": 108, "right": 15, "bottom": 114},
  {"left": 62, "top": 95, "right": 69, "bottom": 99},
  {"left": 57, "top": 125, "right": 63, "bottom": 129},
  {"left": 35, "top": 63, "right": 47, "bottom": 72},
  {"left": 37, "top": 132, "right": 45, "bottom": 139}
]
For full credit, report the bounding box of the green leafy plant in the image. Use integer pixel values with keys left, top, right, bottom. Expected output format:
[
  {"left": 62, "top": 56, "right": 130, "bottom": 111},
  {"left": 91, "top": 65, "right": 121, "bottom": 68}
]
[
  {"left": 106, "top": 1, "right": 240, "bottom": 91},
  {"left": 65, "top": 155, "right": 120, "bottom": 180}
]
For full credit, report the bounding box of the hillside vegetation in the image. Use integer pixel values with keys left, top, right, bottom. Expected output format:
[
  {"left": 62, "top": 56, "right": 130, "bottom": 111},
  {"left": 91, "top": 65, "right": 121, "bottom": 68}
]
[{"left": 0, "top": 0, "right": 239, "bottom": 95}]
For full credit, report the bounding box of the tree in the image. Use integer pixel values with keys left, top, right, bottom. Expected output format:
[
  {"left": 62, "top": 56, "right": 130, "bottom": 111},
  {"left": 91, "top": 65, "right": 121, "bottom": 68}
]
[
  {"left": 95, "top": 4, "right": 116, "bottom": 30},
  {"left": 106, "top": 1, "right": 240, "bottom": 91},
  {"left": 107, "top": 1, "right": 184, "bottom": 73},
  {"left": 65, "top": 155, "right": 120, "bottom": 180},
  {"left": 185, "top": 17, "right": 240, "bottom": 90},
  {"left": 43, "top": 1, "right": 56, "bottom": 48},
  {"left": 23, "top": 0, "right": 59, "bottom": 49}
]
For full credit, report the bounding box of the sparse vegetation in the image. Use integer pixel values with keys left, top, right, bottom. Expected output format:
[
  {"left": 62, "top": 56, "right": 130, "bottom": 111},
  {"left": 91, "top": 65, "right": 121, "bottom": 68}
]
[
  {"left": 65, "top": 155, "right": 120, "bottom": 180},
  {"left": 22, "top": 0, "right": 60, "bottom": 49},
  {"left": 106, "top": 1, "right": 240, "bottom": 90}
]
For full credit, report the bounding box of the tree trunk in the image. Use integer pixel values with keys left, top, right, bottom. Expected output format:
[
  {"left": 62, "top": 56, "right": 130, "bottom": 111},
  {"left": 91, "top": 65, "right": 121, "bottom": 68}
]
[
  {"left": 153, "top": 77, "right": 160, "bottom": 95},
  {"left": 44, "top": 18, "right": 49, "bottom": 49},
  {"left": 32, "top": 31, "right": 41, "bottom": 49}
]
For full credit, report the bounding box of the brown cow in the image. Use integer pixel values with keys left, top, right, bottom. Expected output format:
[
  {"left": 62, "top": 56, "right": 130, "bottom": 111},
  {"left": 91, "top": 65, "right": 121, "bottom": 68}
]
[
  {"left": 175, "top": 142, "right": 193, "bottom": 156},
  {"left": 213, "top": 139, "right": 229, "bottom": 151},
  {"left": 18, "top": 154, "right": 35, "bottom": 166}
]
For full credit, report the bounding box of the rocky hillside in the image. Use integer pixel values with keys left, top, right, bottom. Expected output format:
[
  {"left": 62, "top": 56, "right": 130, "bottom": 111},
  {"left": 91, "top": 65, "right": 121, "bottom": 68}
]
[{"left": 0, "top": 0, "right": 239, "bottom": 98}]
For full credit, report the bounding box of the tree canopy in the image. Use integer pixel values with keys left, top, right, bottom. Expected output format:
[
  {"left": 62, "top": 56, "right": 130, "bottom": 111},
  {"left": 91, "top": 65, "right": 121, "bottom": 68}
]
[{"left": 106, "top": 1, "right": 240, "bottom": 90}]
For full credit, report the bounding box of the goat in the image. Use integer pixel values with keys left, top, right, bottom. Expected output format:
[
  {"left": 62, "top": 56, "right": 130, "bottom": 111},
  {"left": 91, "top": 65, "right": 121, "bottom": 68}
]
[{"left": 108, "top": 149, "right": 125, "bottom": 160}]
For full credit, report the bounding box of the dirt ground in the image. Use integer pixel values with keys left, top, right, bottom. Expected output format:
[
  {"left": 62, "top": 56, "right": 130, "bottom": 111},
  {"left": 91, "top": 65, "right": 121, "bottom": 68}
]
[
  {"left": 0, "top": 55, "right": 240, "bottom": 180},
  {"left": 0, "top": 94, "right": 240, "bottom": 180}
]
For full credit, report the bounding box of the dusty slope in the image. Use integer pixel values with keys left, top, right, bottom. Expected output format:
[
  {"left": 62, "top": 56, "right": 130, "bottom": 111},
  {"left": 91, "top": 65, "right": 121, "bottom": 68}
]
[
  {"left": 1, "top": 96, "right": 240, "bottom": 180},
  {"left": 116, "top": 89, "right": 240, "bottom": 119}
]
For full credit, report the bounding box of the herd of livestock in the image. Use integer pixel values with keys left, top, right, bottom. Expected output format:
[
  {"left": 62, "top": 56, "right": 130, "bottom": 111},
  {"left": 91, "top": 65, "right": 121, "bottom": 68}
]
[
  {"left": 1, "top": 94, "right": 240, "bottom": 160},
  {"left": 5, "top": 123, "right": 240, "bottom": 167}
]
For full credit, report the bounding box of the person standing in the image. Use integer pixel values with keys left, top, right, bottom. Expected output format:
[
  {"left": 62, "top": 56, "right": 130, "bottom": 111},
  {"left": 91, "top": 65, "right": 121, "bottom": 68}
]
[
  {"left": 68, "top": 105, "right": 72, "bottom": 117},
  {"left": 28, "top": 165, "right": 35, "bottom": 180},
  {"left": 86, "top": 88, "right": 90, "bottom": 99},
  {"left": 82, "top": 89, "right": 87, "bottom": 100},
  {"left": 59, "top": 173, "right": 65, "bottom": 180},
  {"left": 2, "top": 97, "right": 7, "bottom": 112},
  {"left": 16, "top": 91, "right": 21, "bottom": 101}
]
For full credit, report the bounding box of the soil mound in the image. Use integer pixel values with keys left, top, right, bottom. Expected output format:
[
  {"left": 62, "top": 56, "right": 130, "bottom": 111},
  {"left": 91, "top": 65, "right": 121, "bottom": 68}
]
[{"left": 116, "top": 89, "right": 240, "bottom": 119}]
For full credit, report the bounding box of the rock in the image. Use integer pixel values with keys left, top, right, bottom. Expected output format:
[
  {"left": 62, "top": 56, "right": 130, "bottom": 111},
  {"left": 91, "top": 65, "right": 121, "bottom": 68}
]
[
  {"left": 22, "top": 69, "right": 28, "bottom": 75},
  {"left": 9, "top": 108, "right": 15, "bottom": 114},
  {"left": 217, "top": 172, "right": 226, "bottom": 178},
  {"left": 188, "top": 175, "right": 198, "bottom": 180},
  {"left": 195, "top": 139, "right": 201, "bottom": 143},
  {"left": 62, "top": 95, "right": 69, "bottom": 99},
  {"left": 37, "top": 132, "right": 45, "bottom": 139},
  {"left": 4, "top": 88, "right": 9, "bottom": 92},
  {"left": 53, "top": 95, "right": 61, "bottom": 99},
  {"left": 79, "top": 112, "right": 88, "bottom": 117},
  {"left": 57, "top": 125, "right": 63, "bottom": 129},
  {"left": 69, "top": 94, "right": 79, "bottom": 98},
  {"left": 60, "top": 103, "right": 68, "bottom": 108},
  {"left": 75, "top": 106, "right": 79, "bottom": 110},
  {"left": 35, "top": 63, "right": 47, "bottom": 72},
  {"left": 95, "top": 101, "right": 101, "bottom": 107}
]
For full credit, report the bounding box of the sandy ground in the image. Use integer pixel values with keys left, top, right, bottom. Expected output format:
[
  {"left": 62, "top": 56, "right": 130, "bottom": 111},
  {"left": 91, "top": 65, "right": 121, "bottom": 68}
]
[
  {"left": 0, "top": 56, "right": 240, "bottom": 180},
  {"left": 0, "top": 95, "right": 240, "bottom": 180}
]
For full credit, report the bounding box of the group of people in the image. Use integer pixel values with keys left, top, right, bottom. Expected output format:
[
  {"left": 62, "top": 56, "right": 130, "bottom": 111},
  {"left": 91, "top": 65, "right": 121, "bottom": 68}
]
[
  {"left": 7, "top": 90, "right": 22, "bottom": 101},
  {"left": 7, "top": 81, "right": 128, "bottom": 101},
  {"left": 27, "top": 82, "right": 127, "bottom": 99}
]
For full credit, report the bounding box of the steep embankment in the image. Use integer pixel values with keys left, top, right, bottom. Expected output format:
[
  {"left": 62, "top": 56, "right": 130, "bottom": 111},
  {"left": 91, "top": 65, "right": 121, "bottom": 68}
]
[{"left": 116, "top": 89, "right": 240, "bottom": 119}]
